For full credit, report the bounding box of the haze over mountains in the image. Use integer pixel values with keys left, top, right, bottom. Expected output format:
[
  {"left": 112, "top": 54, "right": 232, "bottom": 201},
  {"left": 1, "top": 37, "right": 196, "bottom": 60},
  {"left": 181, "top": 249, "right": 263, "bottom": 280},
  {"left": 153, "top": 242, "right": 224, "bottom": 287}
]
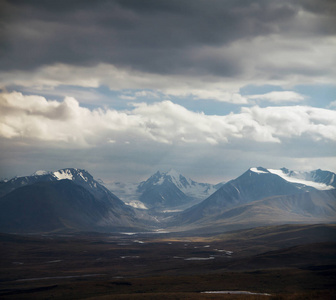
[{"left": 0, "top": 167, "right": 335, "bottom": 234}]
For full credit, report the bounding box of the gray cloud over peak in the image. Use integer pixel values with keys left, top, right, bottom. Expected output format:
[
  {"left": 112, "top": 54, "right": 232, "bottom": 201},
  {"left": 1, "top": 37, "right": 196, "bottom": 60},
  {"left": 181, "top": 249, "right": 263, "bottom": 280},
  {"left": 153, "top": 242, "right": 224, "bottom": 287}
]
[
  {"left": 1, "top": 0, "right": 334, "bottom": 76},
  {"left": 298, "top": 0, "right": 336, "bottom": 16}
]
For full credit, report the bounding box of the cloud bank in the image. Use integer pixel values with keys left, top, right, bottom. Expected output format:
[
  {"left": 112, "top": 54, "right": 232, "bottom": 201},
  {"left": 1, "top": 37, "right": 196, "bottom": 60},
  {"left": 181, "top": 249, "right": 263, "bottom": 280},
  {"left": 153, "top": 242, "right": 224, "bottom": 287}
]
[
  {"left": 2, "top": 0, "right": 335, "bottom": 73},
  {"left": 1, "top": 92, "right": 335, "bottom": 147},
  {"left": 1, "top": 0, "right": 335, "bottom": 103}
]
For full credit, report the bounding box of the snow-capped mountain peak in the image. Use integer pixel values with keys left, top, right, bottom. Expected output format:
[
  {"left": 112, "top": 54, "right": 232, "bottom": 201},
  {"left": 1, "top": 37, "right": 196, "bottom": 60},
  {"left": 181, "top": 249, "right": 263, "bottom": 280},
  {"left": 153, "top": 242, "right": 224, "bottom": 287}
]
[
  {"left": 142, "top": 169, "right": 187, "bottom": 187},
  {"left": 2, "top": 168, "right": 100, "bottom": 194},
  {"left": 0, "top": 167, "right": 127, "bottom": 209},
  {"left": 249, "top": 167, "right": 335, "bottom": 190},
  {"left": 51, "top": 168, "right": 93, "bottom": 184},
  {"left": 29, "top": 168, "right": 90, "bottom": 182},
  {"left": 249, "top": 167, "right": 269, "bottom": 174},
  {"left": 137, "top": 170, "right": 219, "bottom": 210},
  {"left": 164, "top": 169, "right": 193, "bottom": 189},
  {"left": 142, "top": 169, "right": 196, "bottom": 191}
]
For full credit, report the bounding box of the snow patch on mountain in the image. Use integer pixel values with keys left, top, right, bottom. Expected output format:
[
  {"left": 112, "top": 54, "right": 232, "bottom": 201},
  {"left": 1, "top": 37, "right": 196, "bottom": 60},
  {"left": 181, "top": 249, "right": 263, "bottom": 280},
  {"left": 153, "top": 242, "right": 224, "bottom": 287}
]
[
  {"left": 249, "top": 167, "right": 335, "bottom": 190},
  {"left": 53, "top": 169, "right": 75, "bottom": 180},
  {"left": 125, "top": 200, "right": 148, "bottom": 210},
  {"left": 268, "top": 169, "right": 334, "bottom": 190},
  {"left": 155, "top": 177, "right": 164, "bottom": 185},
  {"left": 78, "top": 171, "right": 89, "bottom": 182},
  {"left": 250, "top": 167, "right": 268, "bottom": 174}
]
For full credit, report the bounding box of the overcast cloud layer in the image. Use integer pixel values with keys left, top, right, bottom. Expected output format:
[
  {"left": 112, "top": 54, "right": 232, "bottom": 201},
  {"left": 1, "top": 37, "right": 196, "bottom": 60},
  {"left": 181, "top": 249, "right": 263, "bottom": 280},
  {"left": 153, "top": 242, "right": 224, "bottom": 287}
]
[{"left": 0, "top": 0, "right": 335, "bottom": 183}]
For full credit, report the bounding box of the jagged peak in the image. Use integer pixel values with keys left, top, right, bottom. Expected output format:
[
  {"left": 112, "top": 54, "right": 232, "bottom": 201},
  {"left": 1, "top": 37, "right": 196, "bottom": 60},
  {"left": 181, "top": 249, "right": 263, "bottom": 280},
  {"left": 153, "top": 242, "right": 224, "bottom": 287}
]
[
  {"left": 139, "top": 169, "right": 194, "bottom": 190},
  {"left": 52, "top": 168, "right": 93, "bottom": 182},
  {"left": 27, "top": 168, "right": 92, "bottom": 181}
]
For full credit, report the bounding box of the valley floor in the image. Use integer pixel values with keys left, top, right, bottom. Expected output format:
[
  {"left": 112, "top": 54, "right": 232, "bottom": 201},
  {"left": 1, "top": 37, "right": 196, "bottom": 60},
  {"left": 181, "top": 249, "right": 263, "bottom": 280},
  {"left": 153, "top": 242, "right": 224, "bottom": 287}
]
[{"left": 0, "top": 224, "right": 335, "bottom": 299}]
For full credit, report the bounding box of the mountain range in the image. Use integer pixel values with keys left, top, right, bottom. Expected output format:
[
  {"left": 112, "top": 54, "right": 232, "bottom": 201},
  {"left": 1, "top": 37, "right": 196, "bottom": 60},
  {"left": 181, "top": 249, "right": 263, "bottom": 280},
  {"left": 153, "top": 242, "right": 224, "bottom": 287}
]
[{"left": 0, "top": 166, "right": 335, "bottom": 234}]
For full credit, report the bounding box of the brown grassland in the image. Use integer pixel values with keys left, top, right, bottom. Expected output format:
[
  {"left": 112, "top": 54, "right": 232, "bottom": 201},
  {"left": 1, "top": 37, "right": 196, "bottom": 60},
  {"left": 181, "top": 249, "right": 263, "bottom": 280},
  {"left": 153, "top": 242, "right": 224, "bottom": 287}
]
[{"left": 0, "top": 224, "right": 335, "bottom": 299}]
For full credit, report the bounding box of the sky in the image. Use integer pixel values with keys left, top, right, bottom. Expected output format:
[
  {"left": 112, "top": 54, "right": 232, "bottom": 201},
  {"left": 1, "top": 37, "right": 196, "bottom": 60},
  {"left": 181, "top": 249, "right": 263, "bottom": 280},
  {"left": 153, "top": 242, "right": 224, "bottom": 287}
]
[{"left": 0, "top": 0, "right": 336, "bottom": 185}]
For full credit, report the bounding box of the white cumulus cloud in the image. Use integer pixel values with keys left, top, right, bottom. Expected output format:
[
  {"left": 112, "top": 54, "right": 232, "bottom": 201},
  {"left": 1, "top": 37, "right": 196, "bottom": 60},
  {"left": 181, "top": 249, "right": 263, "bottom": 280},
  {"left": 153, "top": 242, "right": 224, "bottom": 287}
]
[{"left": 1, "top": 92, "right": 336, "bottom": 148}]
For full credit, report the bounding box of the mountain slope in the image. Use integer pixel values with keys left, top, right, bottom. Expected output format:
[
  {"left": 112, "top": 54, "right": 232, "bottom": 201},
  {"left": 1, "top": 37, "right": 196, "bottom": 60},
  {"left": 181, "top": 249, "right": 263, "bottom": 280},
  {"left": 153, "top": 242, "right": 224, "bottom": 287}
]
[
  {"left": 171, "top": 189, "right": 336, "bottom": 233},
  {"left": 212, "top": 189, "right": 336, "bottom": 228},
  {"left": 176, "top": 167, "right": 305, "bottom": 223},
  {"left": 0, "top": 180, "right": 137, "bottom": 233},
  {"left": 0, "top": 169, "right": 153, "bottom": 233},
  {"left": 172, "top": 167, "right": 336, "bottom": 226}
]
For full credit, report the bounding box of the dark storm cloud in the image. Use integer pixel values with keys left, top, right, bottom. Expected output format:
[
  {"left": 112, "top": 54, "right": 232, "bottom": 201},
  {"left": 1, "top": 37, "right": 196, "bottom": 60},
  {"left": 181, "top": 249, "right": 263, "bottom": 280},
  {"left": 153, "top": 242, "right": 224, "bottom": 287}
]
[
  {"left": 298, "top": 0, "right": 336, "bottom": 16},
  {"left": 0, "top": 0, "right": 334, "bottom": 76}
]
